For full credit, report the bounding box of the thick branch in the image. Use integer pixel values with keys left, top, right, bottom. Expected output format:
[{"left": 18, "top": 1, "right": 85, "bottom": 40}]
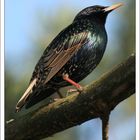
[{"left": 6, "top": 54, "right": 135, "bottom": 140}]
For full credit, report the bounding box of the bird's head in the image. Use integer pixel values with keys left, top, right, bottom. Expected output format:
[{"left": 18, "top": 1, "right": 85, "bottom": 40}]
[{"left": 74, "top": 3, "right": 123, "bottom": 24}]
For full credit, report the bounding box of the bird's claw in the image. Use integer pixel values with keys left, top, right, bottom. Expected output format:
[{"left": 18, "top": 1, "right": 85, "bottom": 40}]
[{"left": 66, "top": 88, "right": 83, "bottom": 97}]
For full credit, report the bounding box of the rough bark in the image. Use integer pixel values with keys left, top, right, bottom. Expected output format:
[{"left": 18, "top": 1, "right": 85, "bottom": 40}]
[
  {"left": 5, "top": 54, "right": 135, "bottom": 140},
  {"left": 101, "top": 114, "right": 110, "bottom": 140}
]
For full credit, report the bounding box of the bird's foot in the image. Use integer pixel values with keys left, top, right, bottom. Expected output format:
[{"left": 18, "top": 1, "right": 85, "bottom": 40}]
[
  {"left": 66, "top": 87, "right": 83, "bottom": 97},
  {"left": 49, "top": 98, "right": 61, "bottom": 103},
  {"left": 63, "top": 73, "right": 84, "bottom": 92}
]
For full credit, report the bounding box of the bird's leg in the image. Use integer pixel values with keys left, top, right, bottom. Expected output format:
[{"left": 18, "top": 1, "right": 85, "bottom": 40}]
[{"left": 62, "top": 74, "right": 83, "bottom": 94}]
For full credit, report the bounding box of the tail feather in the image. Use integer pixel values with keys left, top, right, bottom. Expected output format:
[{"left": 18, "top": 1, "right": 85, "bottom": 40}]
[
  {"left": 25, "top": 88, "right": 56, "bottom": 109},
  {"left": 15, "top": 79, "right": 37, "bottom": 112}
]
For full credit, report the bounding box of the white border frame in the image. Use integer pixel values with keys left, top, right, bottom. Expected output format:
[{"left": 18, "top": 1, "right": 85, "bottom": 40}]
[
  {"left": 1, "top": 0, "right": 4, "bottom": 139},
  {"left": 136, "top": 0, "right": 140, "bottom": 139},
  {"left": 0, "top": 0, "right": 139, "bottom": 140}
]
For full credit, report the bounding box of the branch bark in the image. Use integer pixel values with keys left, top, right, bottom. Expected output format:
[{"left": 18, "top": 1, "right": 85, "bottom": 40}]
[
  {"left": 6, "top": 54, "right": 135, "bottom": 140},
  {"left": 101, "top": 114, "right": 110, "bottom": 140}
]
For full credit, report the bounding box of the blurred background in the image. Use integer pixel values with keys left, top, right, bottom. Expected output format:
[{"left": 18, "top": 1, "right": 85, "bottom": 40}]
[{"left": 5, "top": 0, "right": 135, "bottom": 140}]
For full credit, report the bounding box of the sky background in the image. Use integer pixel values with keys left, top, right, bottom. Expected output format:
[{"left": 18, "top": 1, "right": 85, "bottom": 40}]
[
  {"left": 5, "top": 0, "right": 135, "bottom": 140},
  {"left": 5, "top": 0, "right": 125, "bottom": 77}
]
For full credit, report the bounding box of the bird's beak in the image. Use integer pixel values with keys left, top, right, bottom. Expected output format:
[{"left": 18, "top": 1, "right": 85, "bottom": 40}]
[{"left": 104, "top": 3, "right": 123, "bottom": 12}]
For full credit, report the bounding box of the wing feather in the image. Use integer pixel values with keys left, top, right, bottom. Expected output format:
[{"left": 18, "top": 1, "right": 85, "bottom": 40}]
[
  {"left": 43, "top": 32, "right": 88, "bottom": 84},
  {"left": 16, "top": 23, "right": 90, "bottom": 111}
]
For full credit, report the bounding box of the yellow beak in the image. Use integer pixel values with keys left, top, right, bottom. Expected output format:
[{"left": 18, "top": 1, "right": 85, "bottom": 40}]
[{"left": 104, "top": 3, "right": 123, "bottom": 12}]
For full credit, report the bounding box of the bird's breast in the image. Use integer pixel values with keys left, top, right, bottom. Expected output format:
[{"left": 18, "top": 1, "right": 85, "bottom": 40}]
[
  {"left": 49, "top": 25, "right": 107, "bottom": 87},
  {"left": 60, "top": 30, "right": 107, "bottom": 82}
]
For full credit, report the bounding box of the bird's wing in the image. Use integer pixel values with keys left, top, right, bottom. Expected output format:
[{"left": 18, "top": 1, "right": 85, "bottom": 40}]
[
  {"left": 42, "top": 31, "right": 89, "bottom": 84},
  {"left": 16, "top": 31, "right": 89, "bottom": 112}
]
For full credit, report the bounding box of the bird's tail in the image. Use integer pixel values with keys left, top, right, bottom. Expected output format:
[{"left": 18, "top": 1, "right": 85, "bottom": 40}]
[
  {"left": 25, "top": 88, "right": 56, "bottom": 109},
  {"left": 16, "top": 78, "right": 56, "bottom": 112},
  {"left": 15, "top": 79, "right": 37, "bottom": 112}
]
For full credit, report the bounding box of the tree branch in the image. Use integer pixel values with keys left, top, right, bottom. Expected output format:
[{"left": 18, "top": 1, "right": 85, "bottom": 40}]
[
  {"left": 6, "top": 54, "right": 135, "bottom": 140},
  {"left": 101, "top": 114, "right": 110, "bottom": 140}
]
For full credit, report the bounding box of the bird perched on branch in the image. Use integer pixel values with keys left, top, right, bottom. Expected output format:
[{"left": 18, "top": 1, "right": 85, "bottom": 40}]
[{"left": 16, "top": 3, "right": 123, "bottom": 112}]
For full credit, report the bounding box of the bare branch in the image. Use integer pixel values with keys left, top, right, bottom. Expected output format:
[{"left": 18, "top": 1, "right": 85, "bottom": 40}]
[
  {"left": 101, "top": 114, "right": 110, "bottom": 140},
  {"left": 6, "top": 54, "right": 135, "bottom": 140}
]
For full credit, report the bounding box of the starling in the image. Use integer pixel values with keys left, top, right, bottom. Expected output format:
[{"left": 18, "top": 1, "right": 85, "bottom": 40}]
[{"left": 16, "top": 3, "right": 123, "bottom": 112}]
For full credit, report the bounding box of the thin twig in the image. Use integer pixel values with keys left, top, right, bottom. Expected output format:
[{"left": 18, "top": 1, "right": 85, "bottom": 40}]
[{"left": 101, "top": 114, "right": 110, "bottom": 140}]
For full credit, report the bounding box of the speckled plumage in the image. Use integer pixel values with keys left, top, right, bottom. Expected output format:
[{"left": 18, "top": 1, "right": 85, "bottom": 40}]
[{"left": 16, "top": 4, "right": 121, "bottom": 111}]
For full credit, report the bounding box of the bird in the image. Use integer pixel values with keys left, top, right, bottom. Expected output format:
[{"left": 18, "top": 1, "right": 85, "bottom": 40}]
[{"left": 16, "top": 3, "right": 123, "bottom": 112}]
